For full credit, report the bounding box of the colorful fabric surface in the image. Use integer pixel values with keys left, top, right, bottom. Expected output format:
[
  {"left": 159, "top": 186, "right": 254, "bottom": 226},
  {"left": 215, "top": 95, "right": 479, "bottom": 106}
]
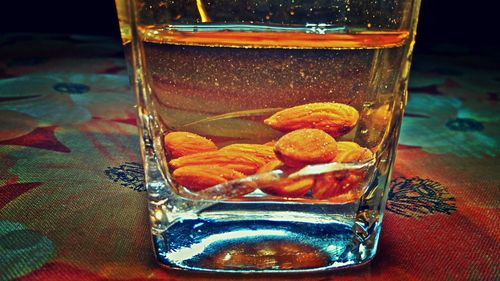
[{"left": 0, "top": 34, "right": 499, "bottom": 280}]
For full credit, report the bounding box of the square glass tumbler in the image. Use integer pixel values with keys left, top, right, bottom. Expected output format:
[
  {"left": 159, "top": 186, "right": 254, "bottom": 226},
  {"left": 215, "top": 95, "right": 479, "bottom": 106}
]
[{"left": 115, "top": 0, "right": 421, "bottom": 273}]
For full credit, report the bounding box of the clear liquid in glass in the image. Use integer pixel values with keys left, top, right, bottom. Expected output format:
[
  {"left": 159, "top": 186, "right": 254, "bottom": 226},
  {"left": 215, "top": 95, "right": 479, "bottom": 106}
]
[{"left": 136, "top": 25, "right": 410, "bottom": 272}]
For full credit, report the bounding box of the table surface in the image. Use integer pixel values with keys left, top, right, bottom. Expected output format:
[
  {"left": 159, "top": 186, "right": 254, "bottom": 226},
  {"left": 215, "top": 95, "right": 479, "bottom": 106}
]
[{"left": 0, "top": 34, "right": 498, "bottom": 281}]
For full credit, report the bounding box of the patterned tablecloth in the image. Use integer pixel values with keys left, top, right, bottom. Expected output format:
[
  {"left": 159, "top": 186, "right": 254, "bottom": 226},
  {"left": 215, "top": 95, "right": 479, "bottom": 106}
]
[{"left": 0, "top": 34, "right": 498, "bottom": 280}]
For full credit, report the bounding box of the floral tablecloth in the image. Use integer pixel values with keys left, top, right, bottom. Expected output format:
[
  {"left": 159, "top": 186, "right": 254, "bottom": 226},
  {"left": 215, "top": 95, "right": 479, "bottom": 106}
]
[{"left": 0, "top": 34, "right": 498, "bottom": 280}]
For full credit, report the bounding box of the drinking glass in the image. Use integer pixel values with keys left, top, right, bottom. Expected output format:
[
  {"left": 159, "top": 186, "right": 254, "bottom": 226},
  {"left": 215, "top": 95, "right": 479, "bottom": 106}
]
[{"left": 115, "top": 0, "right": 421, "bottom": 273}]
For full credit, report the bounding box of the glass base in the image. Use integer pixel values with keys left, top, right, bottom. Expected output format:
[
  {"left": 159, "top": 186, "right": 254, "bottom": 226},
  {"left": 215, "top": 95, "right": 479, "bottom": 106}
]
[{"left": 151, "top": 204, "right": 380, "bottom": 273}]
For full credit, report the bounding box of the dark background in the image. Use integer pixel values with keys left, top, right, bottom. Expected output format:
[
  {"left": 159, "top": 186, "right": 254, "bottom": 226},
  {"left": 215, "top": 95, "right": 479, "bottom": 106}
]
[{"left": 0, "top": 0, "right": 497, "bottom": 47}]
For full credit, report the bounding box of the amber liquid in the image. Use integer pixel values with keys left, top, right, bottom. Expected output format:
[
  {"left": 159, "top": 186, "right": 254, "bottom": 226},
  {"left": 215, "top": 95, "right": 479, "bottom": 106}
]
[
  {"left": 134, "top": 25, "right": 414, "bottom": 272},
  {"left": 141, "top": 27, "right": 408, "bottom": 150},
  {"left": 137, "top": 26, "right": 409, "bottom": 203}
]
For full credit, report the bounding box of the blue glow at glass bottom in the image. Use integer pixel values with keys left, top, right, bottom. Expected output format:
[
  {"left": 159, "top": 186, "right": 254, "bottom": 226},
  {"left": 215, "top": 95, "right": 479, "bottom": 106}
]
[{"left": 152, "top": 218, "right": 366, "bottom": 272}]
